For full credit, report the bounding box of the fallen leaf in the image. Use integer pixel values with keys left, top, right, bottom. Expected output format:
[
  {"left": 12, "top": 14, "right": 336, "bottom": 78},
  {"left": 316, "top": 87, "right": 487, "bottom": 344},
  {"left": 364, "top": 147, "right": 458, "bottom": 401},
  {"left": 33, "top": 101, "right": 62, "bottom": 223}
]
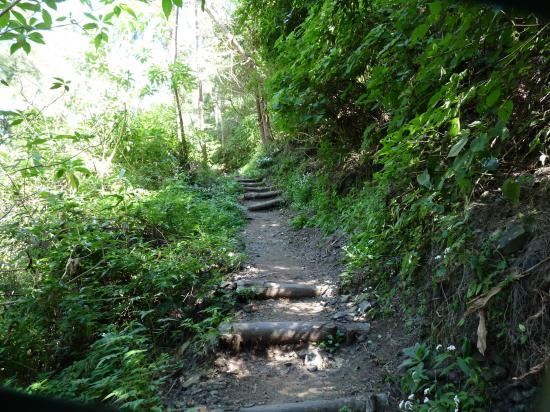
[
  {"left": 477, "top": 309, "right": 487, "bottom": 356},
  {"left": 466, "top": 284, "right": 503, "bottom": 316}
]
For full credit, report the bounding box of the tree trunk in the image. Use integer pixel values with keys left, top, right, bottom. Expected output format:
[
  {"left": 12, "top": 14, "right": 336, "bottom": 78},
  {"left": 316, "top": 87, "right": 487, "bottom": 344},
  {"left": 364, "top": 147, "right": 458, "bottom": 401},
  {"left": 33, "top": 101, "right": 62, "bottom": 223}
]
[
  {"left": 195, "top": 0, "right": 208, "bottom": 165},
  {"left": 173, "top": 7, "right": 189, "bottom": 169}
]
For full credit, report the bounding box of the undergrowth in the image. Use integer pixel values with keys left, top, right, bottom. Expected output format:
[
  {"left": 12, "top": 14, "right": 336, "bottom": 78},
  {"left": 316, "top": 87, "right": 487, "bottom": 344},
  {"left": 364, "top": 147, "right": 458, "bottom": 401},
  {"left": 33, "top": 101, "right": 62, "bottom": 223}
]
[{"left": 234, "top": 0, "right": 549, "bottom": 409}]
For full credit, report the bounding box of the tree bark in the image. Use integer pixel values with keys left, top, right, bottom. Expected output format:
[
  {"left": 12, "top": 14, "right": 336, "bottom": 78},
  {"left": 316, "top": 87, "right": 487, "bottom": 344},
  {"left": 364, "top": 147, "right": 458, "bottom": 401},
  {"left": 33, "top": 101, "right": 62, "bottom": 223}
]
[
  {"left": 195, "top": 0, "right": 208, "bottom": 165},
  {"left": 173, "top": 7, "right": 189, "bottom": 169}
]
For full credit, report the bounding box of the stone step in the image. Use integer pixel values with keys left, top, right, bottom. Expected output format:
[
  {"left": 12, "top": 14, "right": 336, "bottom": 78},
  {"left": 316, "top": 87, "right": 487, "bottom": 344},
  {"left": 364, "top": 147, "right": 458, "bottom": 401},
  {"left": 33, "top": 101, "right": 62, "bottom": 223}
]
[
  {"left": 243, "top": 190, "right": 282, "bottom": 200},
  {"left": 218, "top": 321, "right": 370, "bottom": 350},
  {"left": 239, "top": 396, "right": 374, "bottom": 412},
  {"left": 247, "top": 198, "right": 284, "bottom": 211},
  {"left": 236, "top": 280, "right": 329, "bottom": 298}
]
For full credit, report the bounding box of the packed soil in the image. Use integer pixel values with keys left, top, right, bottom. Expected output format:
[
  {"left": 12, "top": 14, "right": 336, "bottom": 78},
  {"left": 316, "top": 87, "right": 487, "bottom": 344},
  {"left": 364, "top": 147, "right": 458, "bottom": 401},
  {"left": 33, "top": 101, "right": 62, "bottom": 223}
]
[{"left": 166, "top": 202, "right": 415, "bottom": 411}]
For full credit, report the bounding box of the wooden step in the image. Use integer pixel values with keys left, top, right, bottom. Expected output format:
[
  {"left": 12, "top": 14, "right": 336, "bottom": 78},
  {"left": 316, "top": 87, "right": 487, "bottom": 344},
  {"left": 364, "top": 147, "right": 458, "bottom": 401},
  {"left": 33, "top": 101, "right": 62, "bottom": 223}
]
[
  {"left": 239, "top": 396, "right": 373, "bottom": 412},
  {"left": 247, "top": 198, "right": 284, "bottom": 211},
  {"left": 243, "top": 191, "right": 282, "bottom": 201},
  {"left": 219, "top": 321, "right": 337, "bottom": 349},
  {"left": 218, "top": 321, "right": 370, "bottom": 349},
  {"left": 236, "top": 177, "right": 263, "bottom": 183},
  {"left": 237, "top": 280, "right": 329, "bottom": 298},
  {"left": 245, "top": 187, "right": 272, "bottom": 193},
  {"left": 241, "top": 181, "right": 265, "bottom": 187}
]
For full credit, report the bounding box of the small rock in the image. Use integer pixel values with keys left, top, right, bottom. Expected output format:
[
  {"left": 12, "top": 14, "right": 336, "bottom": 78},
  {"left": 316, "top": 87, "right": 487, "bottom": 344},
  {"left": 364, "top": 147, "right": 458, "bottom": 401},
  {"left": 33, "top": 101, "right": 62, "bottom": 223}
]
[
  {"left": 356, "top": 300, "right": 373, "bottom": 313},
  {"left": 220, "top": 281, "right": 235, "bottom": 290},
  {"left": 304, "top": 348, "right": 329, "bottom": 371},
  {"left": 181, "top": 374, "right": 202, "bottom": 389},
  {"left": 497, "top": 223, "right": 530, "bottom": 255},
  {"left": 331, "top": 310, "right": 350, "bottom": 320},
  {"left": 340, "top": 295, "right": 350, "bottom": 303},
  {"left": 373, "top": 393, "right": 390, "bottom": 411}
]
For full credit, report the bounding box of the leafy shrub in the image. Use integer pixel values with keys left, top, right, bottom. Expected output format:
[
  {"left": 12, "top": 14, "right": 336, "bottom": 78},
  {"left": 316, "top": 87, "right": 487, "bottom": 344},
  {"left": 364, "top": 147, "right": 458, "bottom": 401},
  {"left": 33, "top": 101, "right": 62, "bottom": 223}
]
[
  {"left": 211, "top": 114, "right": 259, "bottom": 171},
  {"left": 0, "top": 174, "right": 244, "bottom": 409},
  {"left": 399, "top": 342, "right": 486, "bottom": 411}
]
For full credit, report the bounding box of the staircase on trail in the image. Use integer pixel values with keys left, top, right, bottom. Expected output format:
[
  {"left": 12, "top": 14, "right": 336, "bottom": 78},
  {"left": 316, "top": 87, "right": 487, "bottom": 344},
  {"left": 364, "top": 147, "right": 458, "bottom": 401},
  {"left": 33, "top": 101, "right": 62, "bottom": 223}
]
[
  {"left": 236, "top": 177, "right": 285, "bottom": 212},
  {"left": 195, "top": 177, "right": 386, "bottom": 411}
]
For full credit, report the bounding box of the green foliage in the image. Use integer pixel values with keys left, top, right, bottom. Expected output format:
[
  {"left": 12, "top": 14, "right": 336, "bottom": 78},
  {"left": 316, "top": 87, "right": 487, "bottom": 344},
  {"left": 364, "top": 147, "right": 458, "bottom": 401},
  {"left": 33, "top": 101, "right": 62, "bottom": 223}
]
[
  {"left": 0, "top": 102, "right": 245, "bottom": 409},
  {"left": 317, "top": 330, "right": 345, "bottom": 354},
  {"left": 399, "top": 342, "right": 486, "bottom": 411},
  {"left": 112, "top": 106, "right": 183, "bottom": 188},
  {"left": 0, "top": 175, "right": 243, "bottom": 408},
  {"left": 236, "top": 0, "right": 549, "bottom": 405},
  {"left": 211, "top": 114, "right": 260, "bottom": 171}
]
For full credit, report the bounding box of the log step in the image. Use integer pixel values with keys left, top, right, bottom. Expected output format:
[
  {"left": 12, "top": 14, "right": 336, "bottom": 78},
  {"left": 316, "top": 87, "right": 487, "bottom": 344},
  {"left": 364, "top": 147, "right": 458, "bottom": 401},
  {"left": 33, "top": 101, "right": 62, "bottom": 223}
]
[
  {"left": 244, "top": 191, "right": 282, "bottom": 200},
  {"left": 247, "top": 198, "right": 284, "bottom": 211},
  {"left": 219, "top": 321, "right": 337, "bottom": 347},
  {"left": 239, "top": 397, "right": 373, "bottom": 412},
  {"left": 237, "top": 280, "right": 329, "bottom": 298},
  {"left": 241, "top": 181, "right": 265, "bottom": 187},
  {"left": 245, "top": 187, "right": 273, "bottom": 193},
  {"left": 236, "top": 177, "right": 263, "bottom": 183},
  {"left": 218, "top": 321, "right": 370, "bottom": 348}
]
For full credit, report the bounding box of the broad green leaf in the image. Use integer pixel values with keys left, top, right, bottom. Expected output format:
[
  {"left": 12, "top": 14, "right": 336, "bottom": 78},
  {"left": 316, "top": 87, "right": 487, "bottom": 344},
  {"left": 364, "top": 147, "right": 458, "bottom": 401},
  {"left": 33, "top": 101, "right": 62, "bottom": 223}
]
[
  {"left": 67, "top": 172, "right": 79, "bottom": 189},
  {"left": 11, "top": 10, "right": 27, "bottom": 25},
  {"left": 41, "top": 9, "right": 53, "bottom": 27},
  {"left": 498, "top": 100, "right": 513, "bottom": 123},
  {"left": 83, "top": 22, "right": 98, "bottom": 30},
  {"left": 502, "top": 179, "right": 520, "bottom": 204},
  {"left": 449, "top": 117, "right": 460, "bottom": 137},
  {"left": 45, "top": 0, "right": 58, "bottom": 10},
  {"left": 10, "top": 42, "right": 23, "bottom": 55},
  {"left": 94, "top": 33, "right": 103, "bottom": 49},
  {"left": 0, "top": 12, "right": 9, "bottom": 28},
  {"left": 162, "top": 0, "right": 173, "bottom": 18},
  {"left": 17, "top": 2, "right": 40, "bottom": 12},
  {"left": 121, "top": 4, "right": 137, "bottom": 18},
  {"left": 448, "top": 136, "right": 468, "bottom": 157},
  {"left": 22, "top": 41, "right": 31, "bottom": 54},
  {"left": 173, "top": 0, "right": 183, "bottom": 7},
  {"left": 417, "top": 169, "right": 431, "bottom": 188},
  {"left": 84, "top": 12, "right": 97, "bottom": 21},
  {"left": 470, "top": 134, "right": 489, "bottom": 152},
  {"left": 410, "top": 23, "right": 429, "bottom": 43},
  {"left": 54, "top": 168, "right": 65, "bottom": 179},
  {"left": 28, "top": 32, "right": 45, "bottom": 44},
  {"left": 485, "top": 87, "right": 501, "bottom": 108}
]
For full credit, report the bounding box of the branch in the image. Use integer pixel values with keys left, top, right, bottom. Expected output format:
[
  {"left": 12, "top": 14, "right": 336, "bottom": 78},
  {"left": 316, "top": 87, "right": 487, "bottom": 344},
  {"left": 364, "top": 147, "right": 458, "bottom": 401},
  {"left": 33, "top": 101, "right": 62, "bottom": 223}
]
[
  {"left": 203, "top": 4, "right": 260, "bottom": 73},
  {"left": 0, "top": 0, "right": 22, "bottom": 19}
]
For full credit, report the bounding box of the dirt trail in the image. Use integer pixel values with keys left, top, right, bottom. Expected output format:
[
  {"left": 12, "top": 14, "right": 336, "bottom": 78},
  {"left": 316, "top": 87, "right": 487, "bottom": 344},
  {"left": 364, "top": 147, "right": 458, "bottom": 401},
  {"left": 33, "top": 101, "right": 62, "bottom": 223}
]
[{"left": 171, "top": 182, "right": 411, "bottom": 411}]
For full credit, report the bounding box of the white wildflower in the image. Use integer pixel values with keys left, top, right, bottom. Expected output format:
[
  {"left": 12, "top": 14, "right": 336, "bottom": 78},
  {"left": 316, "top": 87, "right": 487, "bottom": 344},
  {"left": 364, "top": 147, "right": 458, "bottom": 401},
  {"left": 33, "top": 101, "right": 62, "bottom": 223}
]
[
  {"left": 408, "top": 393, "right": 414, "bottom": 400},
  {"left": 399, "top": 400, "right": 405, "bottom": 409},
  {"left": 436, "top": 344, "right": 443, "bottom": 350},
  {"left": 447, "top": 344, "right": 456, "bottom": 351},
  {"left": 454, "top": 394, "right": 460, "bottom": 405},
  {"left": 424, "top": 387, "right": 430, "bottom": 395},
  {"left": 424, "top": 396, "right": 429, "bottom": 403},
  {"left": 404, "top": 401, "right": 413, "bottom": 411}
]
